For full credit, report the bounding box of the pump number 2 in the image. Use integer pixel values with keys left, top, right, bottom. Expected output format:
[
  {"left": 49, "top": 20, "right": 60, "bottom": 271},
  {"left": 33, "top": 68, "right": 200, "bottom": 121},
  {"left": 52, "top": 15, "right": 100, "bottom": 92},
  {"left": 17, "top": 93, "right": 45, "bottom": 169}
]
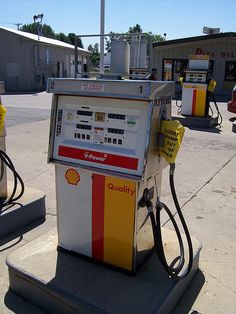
[{"left": 50, "top": 81, "right": 55, "bottom": 90}]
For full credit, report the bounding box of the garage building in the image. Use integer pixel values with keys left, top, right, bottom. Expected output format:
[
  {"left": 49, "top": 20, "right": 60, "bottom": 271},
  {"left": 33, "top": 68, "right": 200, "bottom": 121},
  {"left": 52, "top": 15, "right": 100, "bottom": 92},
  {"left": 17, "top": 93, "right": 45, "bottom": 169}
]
[{"left": 0, "top": 26, "right": 90, "bottom": 92}]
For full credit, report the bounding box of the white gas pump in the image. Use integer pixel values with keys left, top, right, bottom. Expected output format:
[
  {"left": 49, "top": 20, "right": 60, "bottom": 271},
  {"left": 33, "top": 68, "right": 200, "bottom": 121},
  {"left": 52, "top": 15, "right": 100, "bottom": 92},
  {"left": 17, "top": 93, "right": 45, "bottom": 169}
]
[
  {"left": 0, "top": 96, "right": 25, "bottom": 208},
  {"left": 0, "top": 98, "right": 7, "bottom": 200},
  {"left": 179, "top": 55, "right": 222, "bottom": 128},
  {"left": 181, "top": 55, "right": 210, "bottom": 117},
  {"left": 47, "top": 78, "right": 193, "bottom": 277},
  {"left": 0, "top": 125, "right": 7, "bottom": 200}
]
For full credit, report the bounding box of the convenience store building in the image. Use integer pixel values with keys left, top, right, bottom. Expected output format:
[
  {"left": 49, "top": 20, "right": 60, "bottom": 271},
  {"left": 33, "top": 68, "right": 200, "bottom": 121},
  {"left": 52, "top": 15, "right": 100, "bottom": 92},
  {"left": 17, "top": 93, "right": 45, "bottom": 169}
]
[{"left": 153, "top": 32, "right": 236, "bottom": 96}]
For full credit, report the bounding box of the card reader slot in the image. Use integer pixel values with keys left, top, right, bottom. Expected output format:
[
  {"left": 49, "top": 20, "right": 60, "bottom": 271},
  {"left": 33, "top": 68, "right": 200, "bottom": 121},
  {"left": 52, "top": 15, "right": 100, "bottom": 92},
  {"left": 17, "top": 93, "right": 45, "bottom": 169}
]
[
  {"left": 108, "top": 113, "right": 125, "bottom": 120},
  {"left": 77, "top": 110, "right": 93, "bottom": 116},
  {"left": 76, "top": 124, "right": 92, "bottom": 130},
  {"left": 108, "top": 128, "right": 124, "bottom": 135}
]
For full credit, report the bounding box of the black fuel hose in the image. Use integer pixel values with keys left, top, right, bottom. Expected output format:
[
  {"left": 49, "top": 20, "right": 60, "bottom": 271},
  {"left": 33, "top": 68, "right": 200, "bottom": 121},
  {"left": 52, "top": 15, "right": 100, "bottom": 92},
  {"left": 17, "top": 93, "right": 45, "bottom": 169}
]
[
  {"left": 0, "top": 149, "right": 25, "bottom": 207},
  {"left": 142, "top": 163, "right": 193, "bottom": 280},
  {"left": 211, "top": 94, "right": 223, "bottom": 126},
  {"left": 151, "top": 201, "right": 185, "bottom": 276}
]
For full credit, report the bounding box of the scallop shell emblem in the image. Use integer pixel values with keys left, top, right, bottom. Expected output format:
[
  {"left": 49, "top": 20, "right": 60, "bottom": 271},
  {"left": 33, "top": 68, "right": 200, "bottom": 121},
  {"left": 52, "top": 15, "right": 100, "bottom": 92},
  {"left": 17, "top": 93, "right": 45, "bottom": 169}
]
[
  {"left": 65, "top": 168, "right": 80, "bottom": 185},
  {"left": 66, "top": 112, "right": 74, "bottom": 121}
]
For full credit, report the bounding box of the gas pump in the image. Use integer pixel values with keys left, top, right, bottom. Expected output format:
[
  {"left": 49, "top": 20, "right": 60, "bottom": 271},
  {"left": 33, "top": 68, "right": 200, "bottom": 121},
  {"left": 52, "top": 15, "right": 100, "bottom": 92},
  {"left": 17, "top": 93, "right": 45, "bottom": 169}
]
[
  {"left": 227, "top": 84, "right": 236, "bottom": 132},
  {"left": 0, "top": 96, "right": 25, "bottom": 208},
  {"left": 180, "top": 55, "right": 221, "bottom": 127},
  {"left": 228, "top": 84, "right": 236, "bottom": 114},
  {"left": 0, "top": 96, "right": 45, "bottom": 241},
  {"left": 47, "top": 78, "right": 194, "bottom": 277},
  {"left": 0, "top": 100, "right": 7, "bottom": 200}
]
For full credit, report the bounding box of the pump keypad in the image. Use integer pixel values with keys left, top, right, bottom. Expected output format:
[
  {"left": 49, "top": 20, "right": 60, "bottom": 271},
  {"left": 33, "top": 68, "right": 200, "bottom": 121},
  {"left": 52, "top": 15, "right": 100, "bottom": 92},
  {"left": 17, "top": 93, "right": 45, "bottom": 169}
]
[{"left": 60, "top": 107, "right": 139, "bottom": 151}]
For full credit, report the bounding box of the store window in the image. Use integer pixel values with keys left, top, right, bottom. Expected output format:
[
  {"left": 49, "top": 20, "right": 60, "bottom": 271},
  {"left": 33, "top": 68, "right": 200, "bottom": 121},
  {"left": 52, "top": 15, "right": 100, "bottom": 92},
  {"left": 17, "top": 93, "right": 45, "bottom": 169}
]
[
  {"left": 163, "top": 58, "right": 215, "bottom": 81},
  {"left": 45, "top": 49, "right": 50, "bottom": 65},
  {"left": 163, "top": 59, "right": 173, "bottom": 81},
  {"left": 162, "top": 59, "right": 188, "bottom": 81},
  {"left": 224, "top": 61, "right": 236, "bottom": 81}
]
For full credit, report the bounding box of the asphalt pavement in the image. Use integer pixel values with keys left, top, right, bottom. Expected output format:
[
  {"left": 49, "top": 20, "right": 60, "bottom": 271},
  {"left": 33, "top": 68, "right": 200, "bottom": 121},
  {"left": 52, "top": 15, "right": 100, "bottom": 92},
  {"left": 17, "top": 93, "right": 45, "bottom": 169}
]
[{"left": 0, "top": 92, "right": 235, "bottom": 314}]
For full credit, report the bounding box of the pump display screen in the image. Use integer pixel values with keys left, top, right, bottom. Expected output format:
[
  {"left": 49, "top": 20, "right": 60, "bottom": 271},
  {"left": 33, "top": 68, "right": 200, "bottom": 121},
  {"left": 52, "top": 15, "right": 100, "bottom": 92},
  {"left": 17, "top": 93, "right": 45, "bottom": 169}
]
[
  {"left": 95, "top": 112, "right": 105, "bottom": 122},
  {"left": 51, "top": 95, "right": 151, "bottom": 179}
]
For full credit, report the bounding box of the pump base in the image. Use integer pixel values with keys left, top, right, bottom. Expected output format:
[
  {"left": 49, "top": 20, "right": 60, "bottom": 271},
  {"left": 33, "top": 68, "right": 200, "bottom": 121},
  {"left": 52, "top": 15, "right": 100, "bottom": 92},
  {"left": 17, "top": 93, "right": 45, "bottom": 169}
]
[
  {"left": 0, "top": 186, "right": 45, "bottom": 239},
  {"left": 232, "top": 120, "right": 236, "bottom": 133},
  {"left": 174, "top": 115, "right": 218, "bottom": 128},
  {"left": 7, "top": 228, "right": 202, "bottom": 314}
]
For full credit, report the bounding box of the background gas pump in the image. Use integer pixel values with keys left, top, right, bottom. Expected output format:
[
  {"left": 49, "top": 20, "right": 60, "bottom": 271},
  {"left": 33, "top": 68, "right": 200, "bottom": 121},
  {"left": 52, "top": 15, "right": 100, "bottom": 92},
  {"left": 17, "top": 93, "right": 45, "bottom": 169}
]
[
  {"left": 227, "top": 84, "right": 236, "bottom": 132},
  {"left": 179, "top": 55, "right": 222, "bottom": 127}
]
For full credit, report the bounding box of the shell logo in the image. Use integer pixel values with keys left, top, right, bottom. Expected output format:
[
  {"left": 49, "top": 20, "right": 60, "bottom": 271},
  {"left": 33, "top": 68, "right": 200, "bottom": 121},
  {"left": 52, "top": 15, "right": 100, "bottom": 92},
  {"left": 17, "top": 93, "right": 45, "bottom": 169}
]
[{"left": 65, "top": 168, "right": 80, "bottom": 185}]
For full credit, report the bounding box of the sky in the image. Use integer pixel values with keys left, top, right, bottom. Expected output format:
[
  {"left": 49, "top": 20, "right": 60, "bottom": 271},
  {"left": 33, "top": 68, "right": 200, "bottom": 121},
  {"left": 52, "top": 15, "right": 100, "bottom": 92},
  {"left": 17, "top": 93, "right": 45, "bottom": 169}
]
[{"left": 0, "top": 0, "right": 235, "bottom": 49}]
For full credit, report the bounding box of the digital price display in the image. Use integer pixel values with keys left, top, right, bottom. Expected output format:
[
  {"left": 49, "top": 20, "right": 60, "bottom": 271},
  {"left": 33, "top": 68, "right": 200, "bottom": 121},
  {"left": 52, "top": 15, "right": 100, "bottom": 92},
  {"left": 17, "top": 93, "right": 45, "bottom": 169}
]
[{"left": 95, "top": 112, "right": 105, "bottom": 122}]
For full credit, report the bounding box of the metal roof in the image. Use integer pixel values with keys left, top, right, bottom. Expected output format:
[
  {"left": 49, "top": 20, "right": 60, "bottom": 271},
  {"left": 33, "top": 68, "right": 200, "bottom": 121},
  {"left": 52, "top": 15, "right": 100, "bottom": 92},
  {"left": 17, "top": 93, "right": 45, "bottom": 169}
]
[
  {"left": 153, "top": 32, "right": 236, "bottom": 48},
  {"left": 0, "top": 26, "right": 89, "bottom": 53}
]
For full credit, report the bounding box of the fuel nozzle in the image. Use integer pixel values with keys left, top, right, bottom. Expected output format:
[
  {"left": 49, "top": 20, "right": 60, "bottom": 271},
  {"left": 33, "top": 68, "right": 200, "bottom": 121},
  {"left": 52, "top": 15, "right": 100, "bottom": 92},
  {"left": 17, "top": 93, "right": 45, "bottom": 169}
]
[{"left": 138, "top": 188, "right": 153, "bottom": 213}]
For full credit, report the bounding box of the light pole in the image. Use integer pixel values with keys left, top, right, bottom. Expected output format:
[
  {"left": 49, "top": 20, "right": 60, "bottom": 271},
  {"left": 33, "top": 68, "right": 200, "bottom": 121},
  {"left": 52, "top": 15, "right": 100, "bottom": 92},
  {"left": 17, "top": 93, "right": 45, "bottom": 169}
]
[
  {"left": 33, "top": 14, "right": 44, "bottom": 40},
  {"left": 100, "top": 0, "right": 105, "bottom": 74}
]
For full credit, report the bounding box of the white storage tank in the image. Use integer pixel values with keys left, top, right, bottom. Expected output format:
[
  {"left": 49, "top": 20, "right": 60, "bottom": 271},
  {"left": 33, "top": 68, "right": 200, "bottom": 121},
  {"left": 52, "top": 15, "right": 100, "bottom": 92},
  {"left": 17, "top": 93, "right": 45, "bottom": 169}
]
[
  {"left": 111, "top": 40, "right": 130, "bottom": 75},
  {"left": 130, "top": 36, "right": 148, "bottom": 68}
]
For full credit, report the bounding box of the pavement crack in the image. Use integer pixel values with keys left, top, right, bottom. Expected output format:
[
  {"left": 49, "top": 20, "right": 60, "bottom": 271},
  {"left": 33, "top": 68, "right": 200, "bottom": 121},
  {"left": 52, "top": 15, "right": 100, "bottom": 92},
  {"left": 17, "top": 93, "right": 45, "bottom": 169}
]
[
  {"left": 163, "top": 152, "right": 236, "bottom": 226},
  {"left": 46, "top": 212, "right": 56, "bottom": 217},
  {"left": 181, "top": 152, "right": 236, "bottom": 210},
  {"left": 203, "top": 270, "right": 236, "bottom": 294},
  {"left": 25, "top": 167, "right": 53, "bottom": 184}
]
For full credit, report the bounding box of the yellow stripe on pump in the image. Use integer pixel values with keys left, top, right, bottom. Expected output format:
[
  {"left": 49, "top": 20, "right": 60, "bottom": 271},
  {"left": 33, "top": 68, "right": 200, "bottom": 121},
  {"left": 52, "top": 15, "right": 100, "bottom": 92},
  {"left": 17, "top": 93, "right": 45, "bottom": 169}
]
[
  {"left": 103, "top": 176, "right": 136, "bottom": 270},
  {"left": 195, "top": 89, "right": 206, "bottom": 117},
  {"left": 0, "top": 96, "right": 7, "bottom": 135}
]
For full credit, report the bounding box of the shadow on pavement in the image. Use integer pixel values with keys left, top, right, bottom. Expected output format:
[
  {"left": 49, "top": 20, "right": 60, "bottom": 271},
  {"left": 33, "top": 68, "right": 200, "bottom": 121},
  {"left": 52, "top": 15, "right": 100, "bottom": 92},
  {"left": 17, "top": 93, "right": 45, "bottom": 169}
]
[
  {"left": 186, "top": 126, "right": 222, "bottom": 134},
  {"left": 4, "top": 290, "right": 45, "bottom": 314},
  {"left": 0, "top": 217, "right": 45, "bottom": 248},
  {"left": 173, "top": 270, "right": 205, "bottom": 314}
]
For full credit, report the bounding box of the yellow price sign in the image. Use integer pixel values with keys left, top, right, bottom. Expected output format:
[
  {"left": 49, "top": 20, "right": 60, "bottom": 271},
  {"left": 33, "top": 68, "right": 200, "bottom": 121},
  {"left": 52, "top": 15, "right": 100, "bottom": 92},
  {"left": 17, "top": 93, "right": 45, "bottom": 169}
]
[
  {"left": 159, "top": 120, "right": 185, "bottom": 164},
  {"left": 0, "top": 100, "right": 7, "bottom": 134}
]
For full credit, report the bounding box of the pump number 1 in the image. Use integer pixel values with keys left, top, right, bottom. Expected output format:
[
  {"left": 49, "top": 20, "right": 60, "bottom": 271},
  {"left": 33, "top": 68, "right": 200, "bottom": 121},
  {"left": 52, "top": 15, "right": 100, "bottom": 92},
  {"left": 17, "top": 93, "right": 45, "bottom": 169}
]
[{"left": 139, "top": 85, "right": 143, "bottom": 94}]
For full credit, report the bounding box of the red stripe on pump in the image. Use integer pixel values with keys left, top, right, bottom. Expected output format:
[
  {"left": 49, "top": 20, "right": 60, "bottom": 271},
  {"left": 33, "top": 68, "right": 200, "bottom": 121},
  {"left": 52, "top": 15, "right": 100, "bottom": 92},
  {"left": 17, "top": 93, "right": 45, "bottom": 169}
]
[
  {"left": 58, "top": 146, "right": 139, "bottom": 170},
  {"left": 192, "top": 89, "right": 197, "bottom": 115},
  {"left": 92, "top": 174, "right": 105, "bottom": 260}
]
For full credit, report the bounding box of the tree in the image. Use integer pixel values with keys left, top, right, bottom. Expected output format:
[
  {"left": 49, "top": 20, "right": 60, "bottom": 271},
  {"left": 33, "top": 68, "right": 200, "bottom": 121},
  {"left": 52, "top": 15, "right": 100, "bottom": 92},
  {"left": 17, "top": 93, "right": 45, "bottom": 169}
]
[
  {"left": 20, "top": 23, "right": 56, "bottom": 38},
  {"left": 55, "top": 32, "right": 69, "bottom": 43},
  {"left": 41, "top": 24, "right": 56, "bottom": 39},
  {"left": 67, "top": 33, "right": 84, "bottom": 48},
  {"left": 128, "top": 24, "right": 142, "bottom": 33},
  {"left": 20, "top": 23, "right": 38, "bottom": 34},
  {"left": 19, "top": 23, "right": 84, "bottom": 48},
  {"left": 88, "top": 43, "right": 100, "bottom": 68},
  {"left": 148, "top": 32, "right": 165, "bottom": 43}
]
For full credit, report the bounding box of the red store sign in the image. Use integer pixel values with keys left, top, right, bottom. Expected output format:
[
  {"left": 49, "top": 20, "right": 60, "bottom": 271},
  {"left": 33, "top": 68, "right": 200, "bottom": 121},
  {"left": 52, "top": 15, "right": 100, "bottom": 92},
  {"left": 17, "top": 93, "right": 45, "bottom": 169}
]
[{"left": 196, "top": 48, "right": 235, "bottom": 58}]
